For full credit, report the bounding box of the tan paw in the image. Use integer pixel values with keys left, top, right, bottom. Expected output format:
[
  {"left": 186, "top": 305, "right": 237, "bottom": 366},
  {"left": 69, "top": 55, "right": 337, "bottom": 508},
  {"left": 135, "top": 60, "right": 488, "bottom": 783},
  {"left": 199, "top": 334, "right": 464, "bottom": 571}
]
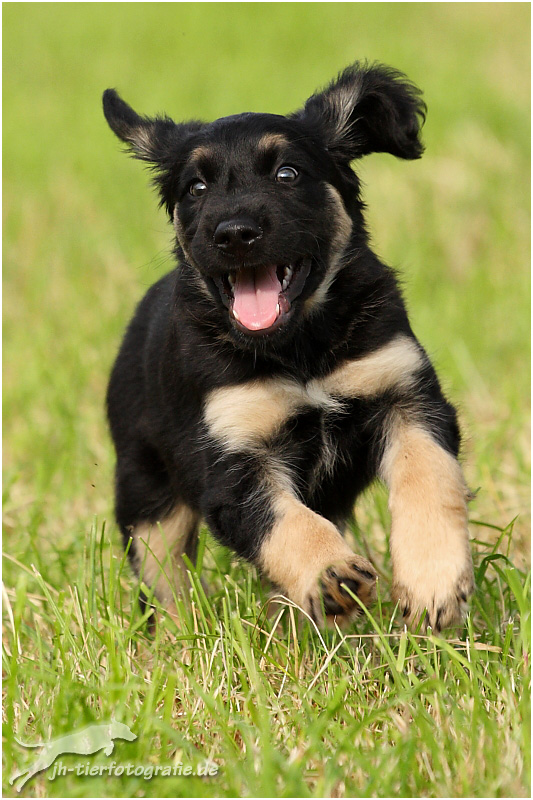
[
  {"left": 309, "top": 555, "right": 377, "bottom": 627},
  {"left": 393, "top": 568, "right": 474, "bottom": 632}
]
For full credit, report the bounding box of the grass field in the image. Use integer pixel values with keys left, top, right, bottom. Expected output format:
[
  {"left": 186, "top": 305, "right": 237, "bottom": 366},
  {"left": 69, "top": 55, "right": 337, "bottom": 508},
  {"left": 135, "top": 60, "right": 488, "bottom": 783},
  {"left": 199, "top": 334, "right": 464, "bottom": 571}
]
[{"left": 3, "top": 3, "right": 530, "bottom": 797}]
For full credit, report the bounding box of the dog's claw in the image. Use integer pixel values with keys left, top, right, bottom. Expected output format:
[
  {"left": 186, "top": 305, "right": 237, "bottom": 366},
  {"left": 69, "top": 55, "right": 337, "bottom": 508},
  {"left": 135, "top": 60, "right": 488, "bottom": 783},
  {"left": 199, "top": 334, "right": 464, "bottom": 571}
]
[{"left": 312, "top": 557, "right": 377, "bottom": 626}]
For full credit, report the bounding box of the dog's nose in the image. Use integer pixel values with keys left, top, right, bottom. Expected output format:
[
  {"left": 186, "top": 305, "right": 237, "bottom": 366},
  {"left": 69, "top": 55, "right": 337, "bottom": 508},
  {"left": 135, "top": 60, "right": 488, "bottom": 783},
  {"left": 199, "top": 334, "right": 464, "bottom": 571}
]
[{"left": 213, "top": 218, "right": 263, "bottom": 257}]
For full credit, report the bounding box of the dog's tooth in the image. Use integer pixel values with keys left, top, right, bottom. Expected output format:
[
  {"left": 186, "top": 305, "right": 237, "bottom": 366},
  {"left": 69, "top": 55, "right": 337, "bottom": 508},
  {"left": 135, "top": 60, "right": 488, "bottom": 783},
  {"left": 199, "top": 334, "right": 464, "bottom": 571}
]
[
  {"left": 276, "top": 303, "right": 280, "bottom": 316},
  {"left": 282, "top": 266, "right": 293, "bottom": 292},
  {"left": 228, "top": 273, "right": 235, "bottom": 288},
  {"left": 233, "top": 308, "right": 241, "bottom": 322}
]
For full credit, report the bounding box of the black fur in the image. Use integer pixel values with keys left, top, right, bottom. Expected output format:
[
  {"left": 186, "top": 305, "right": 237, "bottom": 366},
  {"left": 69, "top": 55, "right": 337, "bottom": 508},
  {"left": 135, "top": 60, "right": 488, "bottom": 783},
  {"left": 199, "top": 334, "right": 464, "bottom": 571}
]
[{"left": 103, "top": 62, "right": 463, "bottom": 624}]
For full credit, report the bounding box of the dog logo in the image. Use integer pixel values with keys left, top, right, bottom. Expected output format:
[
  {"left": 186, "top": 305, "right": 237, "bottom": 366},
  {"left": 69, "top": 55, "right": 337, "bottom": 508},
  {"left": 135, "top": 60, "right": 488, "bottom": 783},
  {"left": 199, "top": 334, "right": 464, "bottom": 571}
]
[{"left": 10, "top": 719, "right": 136, "bottom": 791}]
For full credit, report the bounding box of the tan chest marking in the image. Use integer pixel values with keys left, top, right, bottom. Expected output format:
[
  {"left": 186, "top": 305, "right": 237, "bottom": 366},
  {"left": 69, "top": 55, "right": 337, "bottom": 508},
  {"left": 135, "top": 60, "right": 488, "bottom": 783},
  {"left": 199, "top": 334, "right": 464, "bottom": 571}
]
[
  {"left": 204, "top": 335, "right": 423, "bottom": 451},
  {"left": 319, "top": 335, "right": 422, "bottom": 398},
  {"left": 203, "top": 377, "right": 341, "bottom": 451}
]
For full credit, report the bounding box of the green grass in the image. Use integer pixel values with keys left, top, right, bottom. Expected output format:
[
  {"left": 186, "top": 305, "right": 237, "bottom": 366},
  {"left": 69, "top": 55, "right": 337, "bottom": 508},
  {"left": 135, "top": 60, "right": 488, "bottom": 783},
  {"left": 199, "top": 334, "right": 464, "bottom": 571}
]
[{"left": 3, "top": 3, "right": 530, "bottom": 797}]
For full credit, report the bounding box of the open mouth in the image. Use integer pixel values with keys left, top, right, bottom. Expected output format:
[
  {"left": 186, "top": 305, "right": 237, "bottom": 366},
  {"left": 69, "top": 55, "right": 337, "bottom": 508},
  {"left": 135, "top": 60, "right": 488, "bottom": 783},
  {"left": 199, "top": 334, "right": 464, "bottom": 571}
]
[{"left": 213, "top": 256, "right": 311, "bottom": 334}]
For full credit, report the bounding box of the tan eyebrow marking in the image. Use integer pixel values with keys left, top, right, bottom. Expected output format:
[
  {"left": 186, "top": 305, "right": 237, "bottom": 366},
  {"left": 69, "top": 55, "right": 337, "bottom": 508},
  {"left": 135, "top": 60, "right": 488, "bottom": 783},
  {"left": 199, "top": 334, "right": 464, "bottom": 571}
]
[
  {"left": 257, "top": 133, "right": 289, "bottom": 151},
  {"left": 188, "top": 145, "right": 214, "bottom": 164}
]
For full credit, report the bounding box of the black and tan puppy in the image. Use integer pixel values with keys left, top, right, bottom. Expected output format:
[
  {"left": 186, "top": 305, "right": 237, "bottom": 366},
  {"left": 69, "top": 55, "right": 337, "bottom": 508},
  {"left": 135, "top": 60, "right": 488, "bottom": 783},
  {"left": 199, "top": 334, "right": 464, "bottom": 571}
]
[{"left": 103, "top": 62, "right": 474, "bottom": 631}]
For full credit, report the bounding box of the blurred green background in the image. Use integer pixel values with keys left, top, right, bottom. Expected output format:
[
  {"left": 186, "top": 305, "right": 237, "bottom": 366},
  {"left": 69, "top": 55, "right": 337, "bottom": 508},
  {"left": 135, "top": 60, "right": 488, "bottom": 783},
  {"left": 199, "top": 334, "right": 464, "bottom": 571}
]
[{"left": 4, "top": 2, "right": 530, "bottom": 568}]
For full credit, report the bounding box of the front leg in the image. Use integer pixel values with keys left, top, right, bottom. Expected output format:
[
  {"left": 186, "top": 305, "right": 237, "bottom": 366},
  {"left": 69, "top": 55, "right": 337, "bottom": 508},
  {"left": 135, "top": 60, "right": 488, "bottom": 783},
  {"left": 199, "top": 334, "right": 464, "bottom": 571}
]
[
  {"left": 201, "top": 453, "right": 376, "bottom": 627},
  {"left": 381, "top": 414, "right": 474, "bottom": 631},
  {"left": 260, "top": 491, "right": 376, "bottom": 625}
]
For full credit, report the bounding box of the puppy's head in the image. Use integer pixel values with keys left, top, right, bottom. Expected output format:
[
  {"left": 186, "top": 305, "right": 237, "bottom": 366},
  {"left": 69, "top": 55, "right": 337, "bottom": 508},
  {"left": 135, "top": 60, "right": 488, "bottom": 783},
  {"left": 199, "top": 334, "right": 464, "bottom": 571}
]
[{"left": 103, "top": 62, "right": 425, "bottom": 346}]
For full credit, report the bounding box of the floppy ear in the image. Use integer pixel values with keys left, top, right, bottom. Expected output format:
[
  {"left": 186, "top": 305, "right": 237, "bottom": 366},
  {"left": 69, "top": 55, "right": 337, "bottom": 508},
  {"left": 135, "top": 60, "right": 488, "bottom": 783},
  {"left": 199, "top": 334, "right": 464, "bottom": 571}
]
[
  {"left": 103, "top": 89, "right": 204, "bottom": 214},
  {"left": 294, "top": 62, "right": 426, "bottom": 161},
  {"left": 102, "top": 89, "right": 182, "bottom": 164}
]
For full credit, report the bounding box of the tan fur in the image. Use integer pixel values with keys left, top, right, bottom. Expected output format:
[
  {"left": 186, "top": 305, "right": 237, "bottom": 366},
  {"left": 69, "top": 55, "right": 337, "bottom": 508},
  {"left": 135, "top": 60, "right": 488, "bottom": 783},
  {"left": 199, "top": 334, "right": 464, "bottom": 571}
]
[
  {"left": 203, "top": 377, "right": 341, "bottom": 451},
  {"left": 172, "top": 207, "right": 214, "bottom": 302},
  {"left": 204, "top": 336, "right": 422, "bottom": 451},
  {"left": 329, "top": 81, "right": 363, "bottom": 145},
  {"left": 129, "top": 125, "right": 156, "bottom": 159},
  {"left": 260, "top": 492, "right": 376, "bottom": 622},
  {"left": 172, "top": 208, "right": 190, "bottom": 254},
  {"left": 187, "top": 145, "right": 213, "bottom": 164},
  {"left": 326, "top": 184, "right": 353, "bottom": 251},
  {"left": 257, "top": 132, "right": 289, "bottom": 151},
  {"left": 131, "top": 504, "right": 200, "bottom": 611},
  {"left": 381, "top": 418, "right": 474, "bottom": 629},
  {"left": 320, "top": 335, "right": 423, "bottom": 398},
  {"left": 304, "top": 184, "right": 352, "bottom": 312}
]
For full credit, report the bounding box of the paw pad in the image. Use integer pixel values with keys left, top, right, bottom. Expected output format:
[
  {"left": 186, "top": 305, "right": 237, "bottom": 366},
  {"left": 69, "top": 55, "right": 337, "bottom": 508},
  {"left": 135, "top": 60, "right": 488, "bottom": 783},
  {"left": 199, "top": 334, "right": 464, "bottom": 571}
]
[{"left": 315, "top": 559, "right": 377, "bottom": 623}]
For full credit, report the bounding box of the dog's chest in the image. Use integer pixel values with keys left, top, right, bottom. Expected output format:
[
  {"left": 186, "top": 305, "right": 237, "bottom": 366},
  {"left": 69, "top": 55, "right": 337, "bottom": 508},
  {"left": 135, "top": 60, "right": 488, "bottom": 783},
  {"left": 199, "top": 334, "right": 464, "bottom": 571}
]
[
  {"left": 202, "top": 373, "right": 371, "bottom": 507},
  {"left": 203, "top": 336, "right": 420, "bottom": 453},
  {"left": 203, "top": 334, "right": 423, "bottom": 502},
  {"left": 203, "top": 374, "right": 345, "bottom": 456}
]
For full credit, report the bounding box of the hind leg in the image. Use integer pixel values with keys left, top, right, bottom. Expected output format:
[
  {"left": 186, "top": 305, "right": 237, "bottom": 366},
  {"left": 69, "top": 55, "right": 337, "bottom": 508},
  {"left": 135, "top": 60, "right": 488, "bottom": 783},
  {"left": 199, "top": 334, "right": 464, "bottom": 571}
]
[
  {"left": 114, "top": 441, "right": 200, "bottom": 616},
  {"left": 127, "top": 505, "right": 200, "bottom": 613}
]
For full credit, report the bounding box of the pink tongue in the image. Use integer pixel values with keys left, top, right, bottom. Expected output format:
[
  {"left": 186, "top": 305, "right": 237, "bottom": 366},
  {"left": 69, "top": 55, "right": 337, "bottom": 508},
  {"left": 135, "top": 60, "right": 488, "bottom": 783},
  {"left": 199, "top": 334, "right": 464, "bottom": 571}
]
[{"left": 232, "top": 266, "right": 281, "bottom": 330}]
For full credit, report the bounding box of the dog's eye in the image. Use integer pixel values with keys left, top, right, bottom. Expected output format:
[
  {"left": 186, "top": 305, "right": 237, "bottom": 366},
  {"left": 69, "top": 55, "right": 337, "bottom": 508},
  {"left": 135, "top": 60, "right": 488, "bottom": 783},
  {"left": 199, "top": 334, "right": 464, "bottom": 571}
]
[
  {"left": 189, "top": 180, "right": 208, "bottom": 197},
  {"left": 276, "top": 166, "right": 299, "bottom": 183}
]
